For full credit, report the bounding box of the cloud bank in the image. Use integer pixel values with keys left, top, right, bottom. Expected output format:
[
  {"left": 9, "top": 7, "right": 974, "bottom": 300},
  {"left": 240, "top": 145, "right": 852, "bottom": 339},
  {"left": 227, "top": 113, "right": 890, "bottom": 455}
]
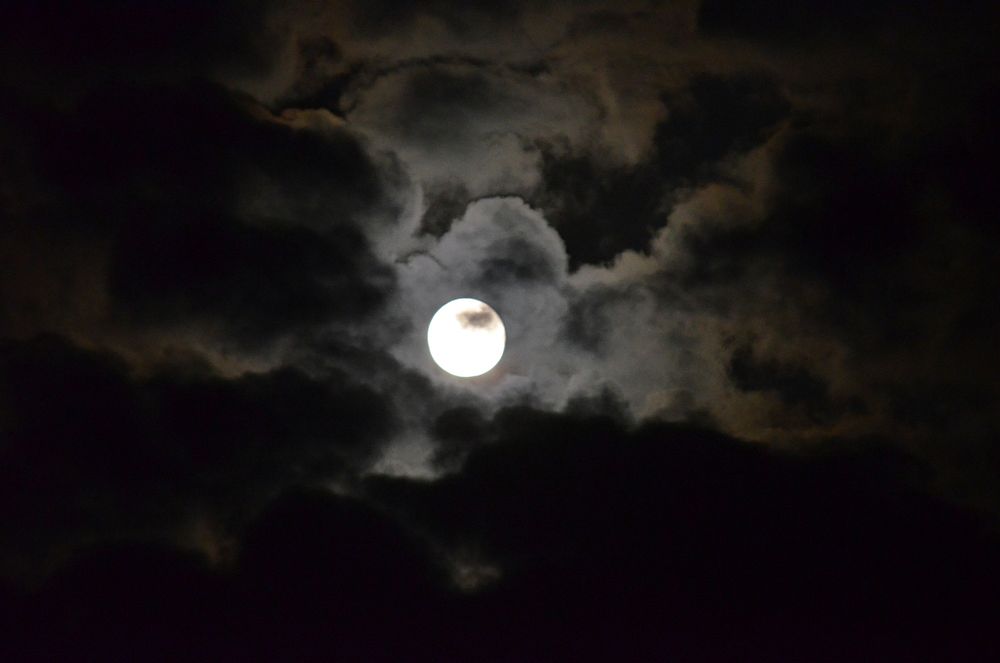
[{"left": 1, "top": 1, "right": 999, "bottom": 659}]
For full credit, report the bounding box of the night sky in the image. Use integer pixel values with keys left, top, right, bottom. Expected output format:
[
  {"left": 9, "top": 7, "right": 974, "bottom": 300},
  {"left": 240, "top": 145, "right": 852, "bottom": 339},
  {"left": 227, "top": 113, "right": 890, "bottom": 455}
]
[{"left": 2, "top": 1, "right": 999, "bottom": 660}]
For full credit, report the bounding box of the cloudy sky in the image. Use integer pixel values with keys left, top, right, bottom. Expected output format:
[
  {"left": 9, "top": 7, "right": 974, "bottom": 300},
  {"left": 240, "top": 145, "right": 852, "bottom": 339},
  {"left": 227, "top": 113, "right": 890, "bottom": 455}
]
[{"left": 2, "top": 1, "right": 999, "bottom": 660}]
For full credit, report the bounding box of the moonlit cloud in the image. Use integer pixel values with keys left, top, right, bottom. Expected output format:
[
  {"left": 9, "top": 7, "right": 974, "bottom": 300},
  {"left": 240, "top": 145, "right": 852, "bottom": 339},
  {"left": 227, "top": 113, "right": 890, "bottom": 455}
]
[{"left": 1, "top": 1, "right": 999, "bottom": 659}]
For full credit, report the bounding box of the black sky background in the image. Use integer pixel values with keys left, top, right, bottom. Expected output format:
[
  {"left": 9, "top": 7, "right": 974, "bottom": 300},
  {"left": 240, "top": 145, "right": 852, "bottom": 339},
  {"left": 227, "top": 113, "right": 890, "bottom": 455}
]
[{"left": 2, "top": 1, "right": 999, "bottom": 661}]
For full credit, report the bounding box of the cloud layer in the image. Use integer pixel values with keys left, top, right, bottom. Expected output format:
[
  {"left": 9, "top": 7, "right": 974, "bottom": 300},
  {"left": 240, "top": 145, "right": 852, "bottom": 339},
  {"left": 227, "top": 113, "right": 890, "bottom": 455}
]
[{"left": 2, "top": 0, "right": 999, "bottom": 659}]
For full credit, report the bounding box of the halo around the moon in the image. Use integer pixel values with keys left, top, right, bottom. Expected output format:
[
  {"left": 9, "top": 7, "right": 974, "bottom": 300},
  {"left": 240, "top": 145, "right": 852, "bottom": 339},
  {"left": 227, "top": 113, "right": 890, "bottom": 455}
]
[{"left": 427, "top": 298, "right": 506, "bottom": 377}]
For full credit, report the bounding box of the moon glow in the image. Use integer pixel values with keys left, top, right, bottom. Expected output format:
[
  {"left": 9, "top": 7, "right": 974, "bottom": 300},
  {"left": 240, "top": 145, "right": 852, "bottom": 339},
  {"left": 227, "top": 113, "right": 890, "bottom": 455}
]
[{"left": 427, "top": 298, "right": 506, "bottom": 377}]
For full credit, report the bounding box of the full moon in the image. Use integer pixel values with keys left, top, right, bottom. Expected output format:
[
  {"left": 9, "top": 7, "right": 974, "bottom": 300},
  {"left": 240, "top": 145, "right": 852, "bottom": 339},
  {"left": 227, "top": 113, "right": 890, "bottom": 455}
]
[{"left": 427, "top": 298, "right": 506, "bottom": 377}]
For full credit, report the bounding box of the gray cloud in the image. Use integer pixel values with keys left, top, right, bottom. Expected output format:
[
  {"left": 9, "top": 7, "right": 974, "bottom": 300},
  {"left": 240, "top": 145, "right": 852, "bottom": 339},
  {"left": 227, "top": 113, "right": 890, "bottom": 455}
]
[{"left": 458, "top": 307, "right": 500, "bottom": 330}]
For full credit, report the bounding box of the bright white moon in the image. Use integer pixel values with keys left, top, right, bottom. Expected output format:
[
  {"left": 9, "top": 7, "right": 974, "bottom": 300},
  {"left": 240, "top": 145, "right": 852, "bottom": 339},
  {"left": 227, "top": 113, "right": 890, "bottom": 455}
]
[{"left": 427, "top": 298, "right": 506, "bottom": 377}]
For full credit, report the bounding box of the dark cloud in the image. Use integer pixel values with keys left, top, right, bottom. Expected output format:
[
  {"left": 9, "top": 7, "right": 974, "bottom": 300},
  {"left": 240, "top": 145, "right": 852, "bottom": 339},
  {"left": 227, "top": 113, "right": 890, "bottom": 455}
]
[
  {"left": 562, "top": 383, "right": 631, "bottom": 420},
  {"left": 675, "top": 110, "right": 998, "bottom": 351},
  {"left": 560, "top": 282, "right": 632, "bottom": 353},
  {"left": 14, "top": 543, "right": 235, "bottom": 661},
  {"left": 429, "top": 406, "right": 490, "bottom": 470},
  {"left": 0, "top": 1, "right": 280, "bottom": 97},
  {"left": 699, "top": 0, "right": 894, "bottom": 42},
  {"left": 727, "top": 344, "right": 843, "bottom": 424},
  {"left": 392, "top": 67, "right": 501, "bottom": 135},
  {"left": 8, "top": 80, "right": 386, "bottom": 233},
  {"left": 110, "top": 208, "right": 391, "bottom": 345},
  {"left": 0, "top": 76, "right": 399, "bottom": 345},
  {"left": 369, "top": 407, "right": 1000, "bottom": 660},
  {"left": 4, "top": 491, "right": 451, "bottom": 661},
  {"left": 347, "top": 58, "right": 575, "bottom": 162},
  {"left": 766, "top": 133, "right": 920, "bottom": 294},
  {"left": 418, "top": 182, "right": 472, "bottom": 237},
  {"left": 235, "top": 488, "right": 447, "bottom": 660},
  {"left": 532, "top": 142, "right": 668, "bottom": 269},
  {"left": 457, "top": 307, "right": 499, "bottom": 329},
  {"left": 531, "top": 73, "right": 789, "bottom": 269},
  {"left": 5, "top": 407, "right": 998, "bottom": 661},
  {"left": 0, "top": 335, "right": 396, "bottom": 574},
  {"left": 698, "top": 0, "right": 996, "bottom": 44},
  {"left": 654, "top": 74, "right": 789, "bottom": 177},
  {"left": 345, "top": 0, "right": 528, "bottom": 37},
  {"left": 273, "top": 36, "right": 351, "bottom": 112},
  {"left": 473, "top": 236, "right": 561, "bottom": 286}
]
